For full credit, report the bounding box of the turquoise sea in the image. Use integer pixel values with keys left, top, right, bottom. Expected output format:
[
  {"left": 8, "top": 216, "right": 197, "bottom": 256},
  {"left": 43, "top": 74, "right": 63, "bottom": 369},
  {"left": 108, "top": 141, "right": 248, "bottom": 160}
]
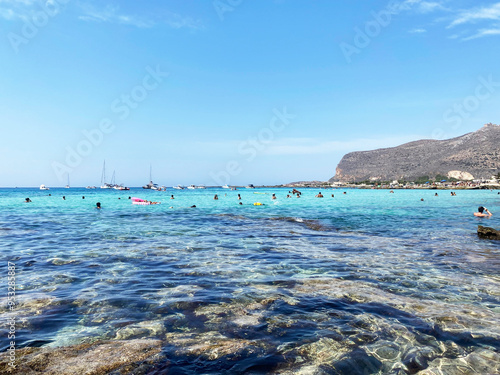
[{"left": 1, "top": 187, "right": 499, "bottom": 374}]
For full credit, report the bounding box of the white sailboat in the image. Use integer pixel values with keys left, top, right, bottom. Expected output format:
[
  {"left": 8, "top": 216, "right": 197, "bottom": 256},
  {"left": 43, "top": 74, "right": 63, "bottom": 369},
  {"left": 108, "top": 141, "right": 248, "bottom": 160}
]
[
  {"left": 65, "top": 174, "right": 70, "bottom": 189},
  {"left": 100, "top": 160, "right": 112, "bottom": 189},
  {"left": 143, "top": 165, "right": 159, "bottom": 190}
]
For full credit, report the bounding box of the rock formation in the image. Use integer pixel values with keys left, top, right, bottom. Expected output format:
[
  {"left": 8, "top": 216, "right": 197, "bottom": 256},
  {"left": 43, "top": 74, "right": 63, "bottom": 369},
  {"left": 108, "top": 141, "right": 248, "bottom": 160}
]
[{"left": 331, "top": 123, "right": 500, "bottom": 182}]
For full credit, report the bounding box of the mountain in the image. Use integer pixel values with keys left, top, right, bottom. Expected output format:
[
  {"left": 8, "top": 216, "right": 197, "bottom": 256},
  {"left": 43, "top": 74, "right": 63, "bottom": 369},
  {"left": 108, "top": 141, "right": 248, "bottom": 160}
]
[{"left": 330, "top": 123, "right": 500, "bottom": 182}]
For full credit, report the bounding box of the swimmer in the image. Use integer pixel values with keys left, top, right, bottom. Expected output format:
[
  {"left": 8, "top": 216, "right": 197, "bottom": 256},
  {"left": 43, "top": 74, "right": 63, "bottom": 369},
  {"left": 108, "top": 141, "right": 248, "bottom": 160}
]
[
  {"left": 331, "top": 194, "right": 334, "bottom": 198},
  {"left": 128, "top": 196, "right": 131, "bottom": 199},
  {"left": 62, "top": 196, "right": 66, "bottom": 200},
  {"left": 435, "top": 193, "right": 438, "bottom": 196},
  {"left": 239, "top": 202, "right": 243, "bottom": 205},
  {"left": 25, "top": 198, "right": 32, "bottom": 203},
  {"left": 171, "top": 195, "right": 175, "bottom": 199},
  {"left": 286, "top": 195, "right": 291, "bottom": 198},
  {"left": 191, "top": 205, "right": 196, "bottom": 208},
  {"left": 96, "top": 202, "right": 101, "bottom": 209},
  {"left": 214, "top": 195, "right": 218, "bottom": 200},
  {"left": 272, "top": 194, "right": 277, "bottom": 200},
  {"left": 315, "top": 192, "right": 324, "bottom": 198},
  {"left": 390, "top": 190, "right": 394, "bottom": 193},
  {"left": 238, "top": 194, "right": 241, "bottom": 200},
  {"left": 343, "top": 192, "right": 346, "bottom": 195},
  {"left": 82, "top": 196, "right": 85, "bottom": 199},
  {"left": 420, "top": 198, "right": 424, "bottom": 201},
  {"left": 474, "top": 206, "right": 492, "bottom": 217}
]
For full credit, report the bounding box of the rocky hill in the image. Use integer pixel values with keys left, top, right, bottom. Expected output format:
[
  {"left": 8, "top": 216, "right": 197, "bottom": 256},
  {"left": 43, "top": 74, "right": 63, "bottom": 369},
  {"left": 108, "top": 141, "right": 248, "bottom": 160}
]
[{"left": 330, "top": 123, "right": 500, "bottom": 182}]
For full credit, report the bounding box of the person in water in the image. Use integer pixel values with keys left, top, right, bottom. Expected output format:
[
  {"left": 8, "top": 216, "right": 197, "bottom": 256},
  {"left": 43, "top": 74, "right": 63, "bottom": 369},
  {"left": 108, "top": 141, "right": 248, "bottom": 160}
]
[
  {"left": 474, "top": 206, "right": 492, "bottom": 217},
  {"left": 315, "top": 192, "right": 323, "bottom": 198},
  {"left": 82, "top": 196, "right": 85, "bottom": 199},
  {"left": 96, "top": 202, "right": 101, "bottom": 209},
  {"left": 171, "top": 195, "right": 175, "bottom": 199},
  {"left": 238, "top": 194, "right": 241, "bottom": 200},
  {"left": 62, "top": 196, "right": 66, "bottom": 200},
  {"left": 272, "top": 194, "right": 276, "bottom": 200},
  {"left": 214, "top": 195, "right": 218, "bottom": 200},
  {"left": 25, "top": 198, "right": 32, "bottom": 203}
]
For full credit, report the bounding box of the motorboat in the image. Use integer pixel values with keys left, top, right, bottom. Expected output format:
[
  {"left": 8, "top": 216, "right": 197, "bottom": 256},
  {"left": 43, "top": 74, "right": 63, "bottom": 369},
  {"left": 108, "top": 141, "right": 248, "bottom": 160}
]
[
  {"left": 173, "top": 185, "right": 184, "bottom": 190},
  {"left": 222, "top": 185, "right": 230, "bottom": 189},
  {"left": 187, "top": 185, "right": 196, "bottom": 190},
  {"left": 40, "top": 184, "right": 49, "bottom": 190}
]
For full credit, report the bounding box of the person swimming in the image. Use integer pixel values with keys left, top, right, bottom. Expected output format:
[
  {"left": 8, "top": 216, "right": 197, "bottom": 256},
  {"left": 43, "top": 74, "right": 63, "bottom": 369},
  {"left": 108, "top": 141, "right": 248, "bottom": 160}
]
[
  {"left": 315, "top": 192, "right": 323, "bottom": 198},
  {"left": 238, "top": 194, "right": 241, "bottom": 200},
  {"left": 171, "top": 195, "right": 175, "bottom": 199},
  {"left": 62, "top": 196, "right": 66, "bottom": 200},
  {"left": 96, "top": 202, "right": 101, "bottom": 209},
  {"left": 82, "top": 196, "right": 85, "bottom": 199},
  {"left": 214, "top": 195, "right": 218, "bottom": 200},
  {"left": 272, "top": 194, "right": 277, "bottom": 200},
  {"left": 474, "top": 206, "right": 492, "bottom": 217},
  {"left": 25, "top": 198, "right": 32, "bottom": 203}
]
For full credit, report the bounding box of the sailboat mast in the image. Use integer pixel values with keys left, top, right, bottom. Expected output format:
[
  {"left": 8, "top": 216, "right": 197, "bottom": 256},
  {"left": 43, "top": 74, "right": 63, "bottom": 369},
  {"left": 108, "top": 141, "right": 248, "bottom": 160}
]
[{"left": 101, "top": 161, "right": 106, "bottom": 185}]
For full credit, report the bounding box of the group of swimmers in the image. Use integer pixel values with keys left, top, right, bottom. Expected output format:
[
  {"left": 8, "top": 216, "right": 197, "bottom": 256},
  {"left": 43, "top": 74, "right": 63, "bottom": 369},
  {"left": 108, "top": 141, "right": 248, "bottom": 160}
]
[{"left": 23, "top": 191, "right": 496, "bottom": 217}]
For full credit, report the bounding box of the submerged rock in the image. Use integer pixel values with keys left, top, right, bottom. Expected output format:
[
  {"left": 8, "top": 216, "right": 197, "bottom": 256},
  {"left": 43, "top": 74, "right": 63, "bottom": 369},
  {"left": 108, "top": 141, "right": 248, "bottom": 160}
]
[
  {"left": 0, "top": 339, "right": 163, "bottom": 375},
  {"left": 477, "top": 225, "right": 500, "bottom": 239},
  {"left": 165, "top": 331, "right": 261, "bottom": 361}
]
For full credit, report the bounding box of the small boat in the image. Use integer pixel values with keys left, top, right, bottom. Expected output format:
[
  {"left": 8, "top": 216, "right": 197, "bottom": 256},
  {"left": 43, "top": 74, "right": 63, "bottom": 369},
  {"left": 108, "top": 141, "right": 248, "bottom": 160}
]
[
  {"left": 246, "top": 184, "right": 255, "bottom": 189},
  {"left": 196, "top": 185, "right": 206, "bottom": 189},
  {"left": 86, "top": 186, "right": 96, "bottom": 189},
  {"left": 40, "top": 184, "right": 49, "bottom": 190},
  {"left": 65, "top": 174, "right": 70, "bottom": 189},
  {"left": 187, "top": 185, "right": 196, "bottom": 190},
  {"left": 114, "top": 185, "right": 130, "bottom": 191},
  {"left": 173, "top": 185, "right": 184, "bottom": 190},
  {"left": 222, "top": 185, "right": 230, "bottom": 189}
]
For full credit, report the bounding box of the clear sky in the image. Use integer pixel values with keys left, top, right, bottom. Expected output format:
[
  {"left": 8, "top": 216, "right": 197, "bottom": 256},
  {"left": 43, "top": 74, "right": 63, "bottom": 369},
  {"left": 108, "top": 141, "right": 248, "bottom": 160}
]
[{"left": 1, "top": 0, "right": 499, "bottom": 187}]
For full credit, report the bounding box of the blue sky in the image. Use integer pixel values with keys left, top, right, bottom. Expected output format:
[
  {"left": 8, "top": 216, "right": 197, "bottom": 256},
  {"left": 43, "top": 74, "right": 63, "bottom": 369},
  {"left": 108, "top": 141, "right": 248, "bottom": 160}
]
[{"left": 1, "top": 0, "right": 499, "bottom": 187}]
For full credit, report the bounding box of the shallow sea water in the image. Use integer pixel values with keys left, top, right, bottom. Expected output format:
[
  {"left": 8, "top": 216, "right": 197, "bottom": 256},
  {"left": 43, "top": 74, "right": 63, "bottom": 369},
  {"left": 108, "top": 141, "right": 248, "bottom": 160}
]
[{"left": 0, "top": 187, "right": 499, "bottom": 374}]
